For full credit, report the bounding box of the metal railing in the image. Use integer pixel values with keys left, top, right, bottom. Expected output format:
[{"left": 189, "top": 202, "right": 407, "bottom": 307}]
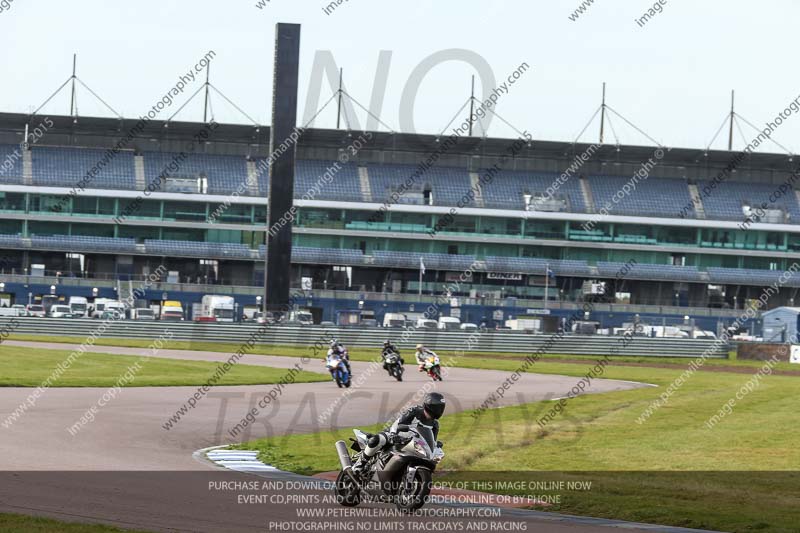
[{"left": 0, "top": 317, "right": 729, "bottom": 358}]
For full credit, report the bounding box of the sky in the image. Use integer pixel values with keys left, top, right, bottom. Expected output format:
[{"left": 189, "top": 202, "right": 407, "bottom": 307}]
[{"left": 1, "top": 0, "right": 799, "bottom": 153}]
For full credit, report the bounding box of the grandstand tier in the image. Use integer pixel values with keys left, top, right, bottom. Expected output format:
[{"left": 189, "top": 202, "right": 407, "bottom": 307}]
[
  {"left": 1, "top": 113, "right": 798, "bottom": 322},
  {"left": 7, "top": 144, "right": 800, "bottom": 226}
]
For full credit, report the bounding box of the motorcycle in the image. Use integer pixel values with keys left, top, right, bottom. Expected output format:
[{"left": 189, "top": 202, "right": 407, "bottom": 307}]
[
  {"left": 423, "top": 354, "right": 442, "bottom": 381},
  {"left": 334, "top": 424, "right": 444, "bottom": 512},
  {"left": 326, "top": 351, "right": 352, "bottom": 388},
  {"left": 383, "top": 352, "right": 404, "bottom": 382}
]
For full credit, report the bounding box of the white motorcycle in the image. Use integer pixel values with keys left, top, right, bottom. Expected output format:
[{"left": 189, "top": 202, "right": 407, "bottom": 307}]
[{"left": 334, "top": 424, "right": 444, "bottom": 512}]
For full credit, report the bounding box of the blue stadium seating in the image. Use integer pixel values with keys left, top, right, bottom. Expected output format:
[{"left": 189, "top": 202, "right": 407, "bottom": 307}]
[
  {"left": 707, "top": 267, "right": 800, "bottom": 288},
  {"left": 144, "top": 240, "right": 253, "bottom": 259},
  {"left": 367, "top": 164, "right": 473, "bottom": 206},
  {"left": 482, "top": 170, "right": 586, "bottom": 212},
  {"left": 29, "top": 235, "right": 137, "bottom": 253},
  {"left": 296, "top": 160, "right": 362, "bottom": 201},
  {"left": 597, "top": 261, "right": 702, "bottom": 282},
  {"left": 291, "top": 246, "right": 365, "bottom": 265},
  {"left": 699, "top": 180, "right": 800, "bottom": 222},
  {"left": 0, "top": 233, "right": 23, "bottom": 247},
  {"left": 0, "top": 144, "right": 23, "bottom": 184},
  {"left": 589, "top": 175, "right": 693, "bottom": 218},
  {"left": 485, "top": 256, "right": 592, "bottom": 276},
  {"left": 31, "top": 147, "right": 136, "bottom": 190},
  {"left": 22, "top": 146, "right": 800, "bottom": 227},
  {"left": 372, "top": 250, "right": 478, "bottom": 271},
  {"left": 143, "top": 152, "right": 250, "bottom": 196}
]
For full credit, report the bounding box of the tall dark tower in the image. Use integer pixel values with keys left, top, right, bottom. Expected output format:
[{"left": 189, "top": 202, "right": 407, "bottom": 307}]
[{"left": 265, "top": 23, "right": 301, "bottom": 313}]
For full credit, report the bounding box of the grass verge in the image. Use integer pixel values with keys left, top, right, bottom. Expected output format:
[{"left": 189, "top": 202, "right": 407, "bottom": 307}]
[
  {"left": 235, "top": 361, "right": 800, "bottom": 532},
  {"left": 6, "top": 333, "right": 796, "bottom": 373},
  {"left": 0, "top": 345, "right": 327, "bottom": 387},
  {"left": 0, "top": 513, "right": 151, "bottom": 533}
]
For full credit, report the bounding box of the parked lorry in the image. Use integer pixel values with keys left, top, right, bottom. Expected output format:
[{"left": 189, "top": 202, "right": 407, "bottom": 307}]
[
  {"left": 197, "top": 295, "right": 236, "bottom": 323},
  {"left": 160, "top": 300, "right": 185, "bottom": 321},
  {"left": 41, "top": 295, "right": 60, "bottom": 314},
  {"left": 91, "top": 299, "right": 125, "bottom": 319},
  {"left": 69, "top": 296, "right": 89, "bottom": 318},
  {"left": 505, "top": 317, "right": 542, "bottom": 332},
  {"left": 288, "top": 309, "right": 314, "bottom": 325}
]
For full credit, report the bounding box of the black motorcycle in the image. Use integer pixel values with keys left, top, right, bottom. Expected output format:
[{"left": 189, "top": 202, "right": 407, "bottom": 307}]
[
  {"left": 334, "top": 424, "right": 444, "bottom": 512},
  {"left": 383, "top": 352, "right": 404, "bottom": 382}
]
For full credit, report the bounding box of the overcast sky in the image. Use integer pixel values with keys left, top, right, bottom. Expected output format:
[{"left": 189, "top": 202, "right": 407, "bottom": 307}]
[{"left": 1, "top": 0, "right": 798, "bottom": 153}]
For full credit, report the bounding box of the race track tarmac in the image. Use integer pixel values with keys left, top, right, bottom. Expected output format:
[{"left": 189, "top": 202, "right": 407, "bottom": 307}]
[{"left": 0, "top": 340, "right": 698, "bottom": 533}]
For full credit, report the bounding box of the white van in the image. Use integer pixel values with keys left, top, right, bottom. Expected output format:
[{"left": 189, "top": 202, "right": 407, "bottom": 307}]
[
  {"left": 437, "top": 316, "right": 461, "bottom": 330},
  {"left": 416, "top": 318, "right": 438, "bottom": 330},
  {"left": 26, "top": 304, "right": 46, "bottom": 318},
  {"left": 130, "top": 308, "right": 156, "bottom": 321},
  {"left": 383, "top": 313, "right": 407, "bottom": 328},
  {"left": 49, "top": 305, "right": 74, "bottom": 318}
]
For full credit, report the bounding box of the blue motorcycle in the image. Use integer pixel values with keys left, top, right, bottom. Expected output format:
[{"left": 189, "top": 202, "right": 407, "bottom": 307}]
[{"left": 326, "top": 351, "right": 352, "bottom": 388}]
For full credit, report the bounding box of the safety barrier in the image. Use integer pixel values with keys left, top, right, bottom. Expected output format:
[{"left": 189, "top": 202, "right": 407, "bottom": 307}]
[{"left": 0, "top": 317, "right": 729, "bottom": 358}]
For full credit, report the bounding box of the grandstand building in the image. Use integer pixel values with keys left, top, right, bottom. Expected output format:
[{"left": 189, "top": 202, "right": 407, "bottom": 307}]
[{"left": 0, "top": 111, "right": 797, "bottom": 330}]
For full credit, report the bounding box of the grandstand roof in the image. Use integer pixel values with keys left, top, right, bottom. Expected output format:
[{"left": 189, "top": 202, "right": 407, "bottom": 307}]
[{"left": 0, "top": 112, "right": 795, "bottom": 179}]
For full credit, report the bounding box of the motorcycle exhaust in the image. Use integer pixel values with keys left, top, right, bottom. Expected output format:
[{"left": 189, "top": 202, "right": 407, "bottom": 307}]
[
  {"left": 335, "top": 440, "right": 352, "bottom": 469},
  {"left": 335, "top": 440, "right": 360, "bottom": 484}
]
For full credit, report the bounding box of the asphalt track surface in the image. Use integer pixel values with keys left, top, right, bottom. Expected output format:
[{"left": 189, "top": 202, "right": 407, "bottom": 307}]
[{"left": 0, "top": 340, "right": 709, "bottom": 533}]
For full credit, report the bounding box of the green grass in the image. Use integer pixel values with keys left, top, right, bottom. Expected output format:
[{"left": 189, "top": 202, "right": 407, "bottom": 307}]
[
  {"left": 4, "top": 334, "right": 798, "bottom": 530},
  {"left": 0, "top": 345, "right": 328, "bottom": 387},
  {"left": 7, "top": 332, "right": 797, "bottom": 372},
  {"left": 236, "top": 361, "right": 800, "bottom": 532},
  {"left": 0, "top": 513, "right": 151, "bottom": 532}
]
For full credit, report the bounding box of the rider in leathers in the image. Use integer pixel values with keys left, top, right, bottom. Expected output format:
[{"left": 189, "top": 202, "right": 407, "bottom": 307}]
[
  {"left": 381, "top": 339, "right": 404, "bottom": 371},
  {"left": 353, "top": 392, "right": 445, "bottom": 472},
  {"left": 328, "top": 339, "right": 352, "bottom": 375}
]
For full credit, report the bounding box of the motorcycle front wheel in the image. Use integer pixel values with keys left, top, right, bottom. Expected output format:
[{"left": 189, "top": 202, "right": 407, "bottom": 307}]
[
  {"left": 334, "top": 470, "right": 361, "bottom": 507},
  {"left": 394, "top": 467, "right": 432, "bottom": 512},
  {"left": 395, "top": 366, "right": 404, "bottom": 382}
]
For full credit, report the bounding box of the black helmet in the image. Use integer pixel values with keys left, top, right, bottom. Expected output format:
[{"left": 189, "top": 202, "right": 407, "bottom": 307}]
[
  {"left": 423, "top": 392, "right": 446, "bottom": 420},
  {"left": 384, "top": 339, "right": 391, "bottom": 346}
]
